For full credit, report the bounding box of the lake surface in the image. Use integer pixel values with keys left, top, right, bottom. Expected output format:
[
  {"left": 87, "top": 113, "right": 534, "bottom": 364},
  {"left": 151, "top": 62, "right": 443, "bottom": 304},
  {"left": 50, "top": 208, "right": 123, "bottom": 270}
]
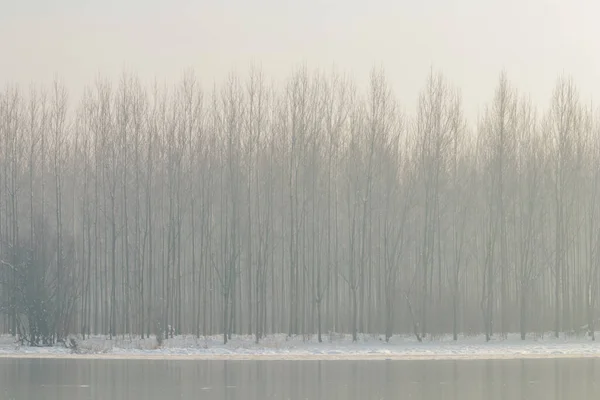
[{"left": 1, "top": 357, "right": 599, "bottom": 399}]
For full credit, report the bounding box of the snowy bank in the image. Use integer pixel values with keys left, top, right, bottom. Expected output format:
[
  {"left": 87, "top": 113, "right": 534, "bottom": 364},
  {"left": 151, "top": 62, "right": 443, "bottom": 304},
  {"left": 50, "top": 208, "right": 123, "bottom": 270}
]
[{"left": 2, "top": 333, "right": 600, "bottom": 360}]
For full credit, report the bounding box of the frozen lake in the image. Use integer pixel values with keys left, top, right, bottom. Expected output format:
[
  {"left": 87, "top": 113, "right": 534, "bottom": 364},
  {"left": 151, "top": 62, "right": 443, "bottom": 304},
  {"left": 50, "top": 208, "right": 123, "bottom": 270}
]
[{"left": 1, "top": 358, "right": 599, "bottom": 399}]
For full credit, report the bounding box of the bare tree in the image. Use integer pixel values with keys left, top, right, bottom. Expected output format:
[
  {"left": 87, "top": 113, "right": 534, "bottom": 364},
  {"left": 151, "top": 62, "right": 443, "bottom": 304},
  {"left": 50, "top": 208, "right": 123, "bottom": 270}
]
[{"left": 3, "top": 66, "right": 600, "bottom": 343}]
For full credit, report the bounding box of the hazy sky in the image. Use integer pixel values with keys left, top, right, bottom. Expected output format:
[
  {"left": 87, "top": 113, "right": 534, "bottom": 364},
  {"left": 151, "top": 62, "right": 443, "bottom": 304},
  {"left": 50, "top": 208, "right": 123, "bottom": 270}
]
[{"left": 1, "top": 0, "right": 598, "bottom": 119}]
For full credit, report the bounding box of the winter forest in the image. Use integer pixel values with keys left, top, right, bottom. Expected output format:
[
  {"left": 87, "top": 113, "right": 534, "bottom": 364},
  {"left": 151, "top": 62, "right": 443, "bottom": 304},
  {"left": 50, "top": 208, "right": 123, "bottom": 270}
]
[{"left": 0, "top": 66, "right": 597, "bottom": 347}]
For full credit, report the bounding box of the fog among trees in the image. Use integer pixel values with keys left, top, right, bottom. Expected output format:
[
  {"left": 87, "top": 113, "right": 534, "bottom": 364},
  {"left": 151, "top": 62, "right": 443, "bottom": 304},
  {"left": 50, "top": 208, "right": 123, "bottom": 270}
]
[{"left": 1, "top": 66, "right": 598, "bottom": 345}]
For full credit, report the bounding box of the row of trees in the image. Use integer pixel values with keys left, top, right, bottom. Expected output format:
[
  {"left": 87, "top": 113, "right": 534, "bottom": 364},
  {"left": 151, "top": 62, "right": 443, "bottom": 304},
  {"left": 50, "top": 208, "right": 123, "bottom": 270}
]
[{"left": 0, "top": 66, "right": 597, "bottom": 345}]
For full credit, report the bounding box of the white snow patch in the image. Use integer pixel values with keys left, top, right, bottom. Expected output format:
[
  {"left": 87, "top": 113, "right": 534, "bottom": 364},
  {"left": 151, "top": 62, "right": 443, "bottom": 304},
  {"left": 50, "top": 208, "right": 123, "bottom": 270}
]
[{"left": 1, "top": 332, "right": 600, "bottom": 360}]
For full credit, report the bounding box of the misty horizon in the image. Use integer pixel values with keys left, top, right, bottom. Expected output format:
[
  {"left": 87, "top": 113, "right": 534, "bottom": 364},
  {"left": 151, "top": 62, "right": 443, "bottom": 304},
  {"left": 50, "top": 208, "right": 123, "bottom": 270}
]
[{"left": 2, "top": 0, "right": 600, "bottom": 122}]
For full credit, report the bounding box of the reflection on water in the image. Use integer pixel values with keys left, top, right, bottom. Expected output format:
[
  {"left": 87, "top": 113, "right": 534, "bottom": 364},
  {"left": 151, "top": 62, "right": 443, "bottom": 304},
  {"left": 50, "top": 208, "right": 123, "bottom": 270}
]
[{"left": 1, "top": 357, "right": 599, "bottom": 399}]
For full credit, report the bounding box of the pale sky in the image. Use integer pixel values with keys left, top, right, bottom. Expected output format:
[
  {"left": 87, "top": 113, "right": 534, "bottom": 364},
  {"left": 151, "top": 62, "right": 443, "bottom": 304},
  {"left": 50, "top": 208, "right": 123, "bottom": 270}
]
[{"left": 1, "top": 0, "right": 598, "bottom": 120}]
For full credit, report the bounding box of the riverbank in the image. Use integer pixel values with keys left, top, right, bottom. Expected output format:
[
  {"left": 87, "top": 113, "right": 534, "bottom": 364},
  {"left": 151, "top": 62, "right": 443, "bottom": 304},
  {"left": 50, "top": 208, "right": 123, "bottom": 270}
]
[{"left": 1, "top": 332, "right": 599, "bottom": 360}]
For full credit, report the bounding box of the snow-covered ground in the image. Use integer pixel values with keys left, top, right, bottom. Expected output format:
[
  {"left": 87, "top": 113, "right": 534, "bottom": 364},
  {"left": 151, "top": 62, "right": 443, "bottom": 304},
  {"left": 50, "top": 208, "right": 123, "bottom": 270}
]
[{"left": 2, "top": 332, "right": 600, "bottom": 360}]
